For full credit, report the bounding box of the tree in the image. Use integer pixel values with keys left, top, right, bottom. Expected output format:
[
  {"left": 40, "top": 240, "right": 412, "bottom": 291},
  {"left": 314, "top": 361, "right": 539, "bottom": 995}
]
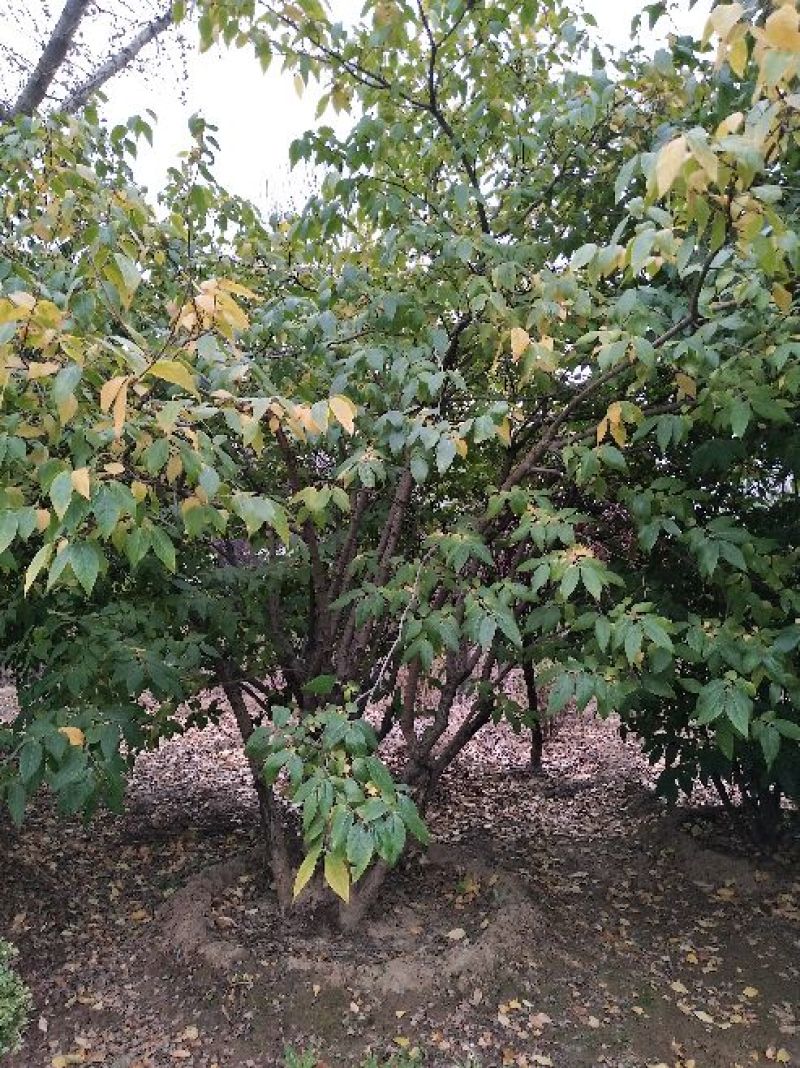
[
  {"left": 0, "top": 0, "right": 175, "bottom": 120},
  {"left": 1, "top": 0, "right": 798, "bottom": 929}
]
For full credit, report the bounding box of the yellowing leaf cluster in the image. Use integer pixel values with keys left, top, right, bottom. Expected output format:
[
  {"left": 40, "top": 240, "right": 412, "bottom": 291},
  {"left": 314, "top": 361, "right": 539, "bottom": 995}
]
[{"left": 175, "top": 278, "right": 253, "bottom": 339}]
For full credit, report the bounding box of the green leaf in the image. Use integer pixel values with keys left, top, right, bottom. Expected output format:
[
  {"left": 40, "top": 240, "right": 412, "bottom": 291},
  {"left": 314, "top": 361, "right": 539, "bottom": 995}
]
[
  {"left": 19, "top": 740, "right": 43, "bottom": 783},
  {"left": 580, "top": 564, "right": 603, "bottom": 601},
  {"left": 436, "top": 436, "right": 457, "bottom": 473},
  {"left": 774, "top": 719, "right": 800, "bottom": 741},
  {"left": 0, "top": 512, "right": 17, "bottom": 555},
  {"left": 725, "top": 687, "right": 752, "bottom": 737},
  {"left": 113, "top": 252, "right": 142, "bottom": 299},
  {"left": 594, "top": 615, "right": 611, "bottom": 651},
  {"left": 560, "top": 565, "right": 581, "bottom": 600},
  {"left": 93, "top": 488, "right": 122, "bottom": 538},
  {"left": 329, "top": 805, "right": 353, "bottom": 854},
  {"left": 478, "top": 614, "right": 497, "bottom": 650},
  {"left": 641, "top": 617, "right": 673, "bottom": 650},
  {"left": 696, "top": 679, "right": 726, "bottom": 725},
  {"left": 624, "top": 624, "right": 643, "bottom": 664},
  {"left": 5, "top": 781, "right": 25, "bottom": 827},
  {"left": 730, "top": 399, "right": 751, "bottom": 438},
  {"left": 150, "top": 526, "right": 176, "bottom": 572},
  {"left": 49, "top": 470, "right": 73, "bottom": 519},
  {"left": 233, "top": 494, "right": 290, "bottom": 544},
  {"left": 346, "top": 822, "right": 375, "bottom": 879},
  {"left": 548, "top": 672, "right": 574, "bottom": 714},
  {"left": 396, "top": 794, "right": 429, "bottom": 845},
  {"left": 69, "top": 542, "right": 101, "bottom": 595},
  {"left": 375, "top": 813, "right": 406, "bottom": 866},
  {"left": 759, "top": 724, "right": 780, "bottom": 769},
  {"left": 304, "top": 674, "right": 337, "bottom": 696},
  {"left": 410, "top": 453, "right": 429, "bottom": 484}
]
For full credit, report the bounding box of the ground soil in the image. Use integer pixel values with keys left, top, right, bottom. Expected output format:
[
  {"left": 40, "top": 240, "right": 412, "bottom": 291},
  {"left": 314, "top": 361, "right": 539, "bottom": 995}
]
[{"left": 1, "top": 695, "right": 799, "bottom": 1068}]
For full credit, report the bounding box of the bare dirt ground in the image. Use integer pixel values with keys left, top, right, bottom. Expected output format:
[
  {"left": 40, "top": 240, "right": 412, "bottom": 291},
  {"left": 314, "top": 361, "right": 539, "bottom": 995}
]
[{"left": 1, "top": 697, "right": 799, "bottom": 1068}]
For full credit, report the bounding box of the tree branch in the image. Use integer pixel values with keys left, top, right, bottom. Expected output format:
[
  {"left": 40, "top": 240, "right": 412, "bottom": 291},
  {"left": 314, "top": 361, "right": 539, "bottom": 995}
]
[
  {"left": 60, "top": 8, "right": 174, "bottom": 114},
  {"left": 11, "top": 0, "right": 91, "bottom": 116}
]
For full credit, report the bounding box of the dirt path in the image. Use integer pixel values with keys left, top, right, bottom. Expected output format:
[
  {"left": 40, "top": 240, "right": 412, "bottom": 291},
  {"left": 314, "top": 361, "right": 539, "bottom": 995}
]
[{"left": 1, "top": 709, "right": 798, "bottom": 1068}]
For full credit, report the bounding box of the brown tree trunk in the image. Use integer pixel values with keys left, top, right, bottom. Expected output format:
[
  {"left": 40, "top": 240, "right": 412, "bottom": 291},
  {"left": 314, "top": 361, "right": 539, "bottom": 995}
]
[
  {"left": 523, "top": 659, "right": 544, "bottom": 773},
  {"left": 219, "top": 665, "right": 295, "bottom": 910},
  {"left": 338, "top": 860, "right": 390, "bottom": 933}
]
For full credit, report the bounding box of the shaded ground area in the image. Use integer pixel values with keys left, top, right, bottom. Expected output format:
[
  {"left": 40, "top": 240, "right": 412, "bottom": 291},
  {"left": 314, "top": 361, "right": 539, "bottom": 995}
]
[{"left": 1, "top": 699, "right": 799, "bottom": 1068}]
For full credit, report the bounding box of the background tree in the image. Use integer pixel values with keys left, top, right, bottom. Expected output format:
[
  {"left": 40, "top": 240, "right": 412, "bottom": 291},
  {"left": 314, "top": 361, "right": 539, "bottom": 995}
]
[{"left": 0, "top": 0, "right": 177, "bottom": 120}]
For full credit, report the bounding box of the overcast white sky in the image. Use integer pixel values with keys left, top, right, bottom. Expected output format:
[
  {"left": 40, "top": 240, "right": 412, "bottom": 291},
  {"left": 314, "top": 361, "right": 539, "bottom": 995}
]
[{"left": 100, "top": 0, "right": 712, "bottom": 209}]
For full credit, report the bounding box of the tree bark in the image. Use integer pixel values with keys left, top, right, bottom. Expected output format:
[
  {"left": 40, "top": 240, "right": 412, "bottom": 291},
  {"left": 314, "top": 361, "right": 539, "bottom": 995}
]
[
  {"left": 220, "top": 666, "right": 294, "bottom": 910},
  {"left": 11, "top": 0, "right": 91, "bottom": 117},
  {"left": 4, "top": 0, "right": 174, "bottom": 120},
  {"left": 61, "top": 9, "right": 174, "bottom": 114},
  {"left": 523, "top": 660, "right": 544, "bottom": 773},
  {"left": 338, "top": 860, "right": 390, "bottom": 932}
]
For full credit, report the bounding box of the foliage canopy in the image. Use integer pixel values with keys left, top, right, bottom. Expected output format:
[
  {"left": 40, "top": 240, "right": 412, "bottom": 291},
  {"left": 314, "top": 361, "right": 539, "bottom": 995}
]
[{"left": 1, "top": 0, "right": 799, "bottom": 921}]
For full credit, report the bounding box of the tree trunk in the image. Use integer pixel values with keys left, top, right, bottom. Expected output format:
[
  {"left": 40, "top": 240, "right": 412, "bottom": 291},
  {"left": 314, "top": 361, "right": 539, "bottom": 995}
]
[
  {"left": 338, "top": 860, "right": 390, "bottom": 933},
  {"left": 522, "top": 659, "right": 544, "bottom": 773},
  {"left": 220, "top": 666, "right": 295, "bottom": 910}
]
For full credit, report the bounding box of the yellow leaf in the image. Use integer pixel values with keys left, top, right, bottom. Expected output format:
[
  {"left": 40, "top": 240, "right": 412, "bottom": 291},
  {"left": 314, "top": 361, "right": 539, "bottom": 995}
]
[
  {"left": 36, "top": 509, "right": 50, "bottom": 531},
  {"left": 715, "top": 111, "right": 744, "bottom": 138},
  {"left": 596, "top": 417, "right": 609, "bottom": 445},
  {"left": 742, "top": 986, "right": 759, "bottom": 998},
  {"left": 27, "top": 361, "right": 60, "bottom": 380},
  {"left": 773, "top": 283, "right": 793, "bottom": 313},
  {"left": 704, "top": 2, "right": 744, "bottom": 43},
  {"left": 329, "top": 394, "right": 357, "bottom": 435},
  {"left": 675, "top": 372, "right": 697, "bottom": 399},
  {"left": 9, "top": 291, "right": 36, "bottom": 310},
  {"left": 100, "top": 375, "right": 128, "bottom": 413},
  {"left": 181, "top": 496, "right": 201, "bottom": 517},
  {"left": 24, "top": 543, "right": 53, "bottom": 594},
  {"left": 455, "top": 438, "right": 468, "bottom": 458},
  {"left": 57, "top": 392, "right": 78, "bottom": 425},
  {"left": 656, "top": 135, "right": 689, "bottom": 197},
  {"left": 394, "top": 1037, "right": 410, "bottom": 1049},
  {"left": 59, "top": 726, "right": 85, "bottom": 747},
  {"left": 775, "top": 1050, "right": 792, "bottom": 1064},
  {"left": 148, "top": 360, "right": 198, "bottom": 396},
  {"left": 293, "top": 849, "right": 320, "bottom": 899},
  {"left": 496, "top": 418, "right": 512, "bottom": 447},
  {"left": 217, "top": 279, "right": 258, "bottom": 300},
  {"left": 324, "top": 853, "right": 350, "bottom": 903},
  {"left": 113, "top": 379, "right": 128, "bottom": 439},
  {"left": 166, "top": 453, "right": 182, "bottom": 483},
  {"left": 104, "top": 462, "right": 125, "bottom": 475},
  {"left": 131, "top": 481, "right": 148, "bottom": 503},
  {"left": 765, "top": 5, "right": 800, "bottom": 53},
  {"left": 510, "top": 326, "right": 531, "bottom": 360},
  {"left": 728, "top": 33, "right": 749, "bottom": 77},
  {"left": 71, "top": 468, "right": 91, "bottom": 500}
]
